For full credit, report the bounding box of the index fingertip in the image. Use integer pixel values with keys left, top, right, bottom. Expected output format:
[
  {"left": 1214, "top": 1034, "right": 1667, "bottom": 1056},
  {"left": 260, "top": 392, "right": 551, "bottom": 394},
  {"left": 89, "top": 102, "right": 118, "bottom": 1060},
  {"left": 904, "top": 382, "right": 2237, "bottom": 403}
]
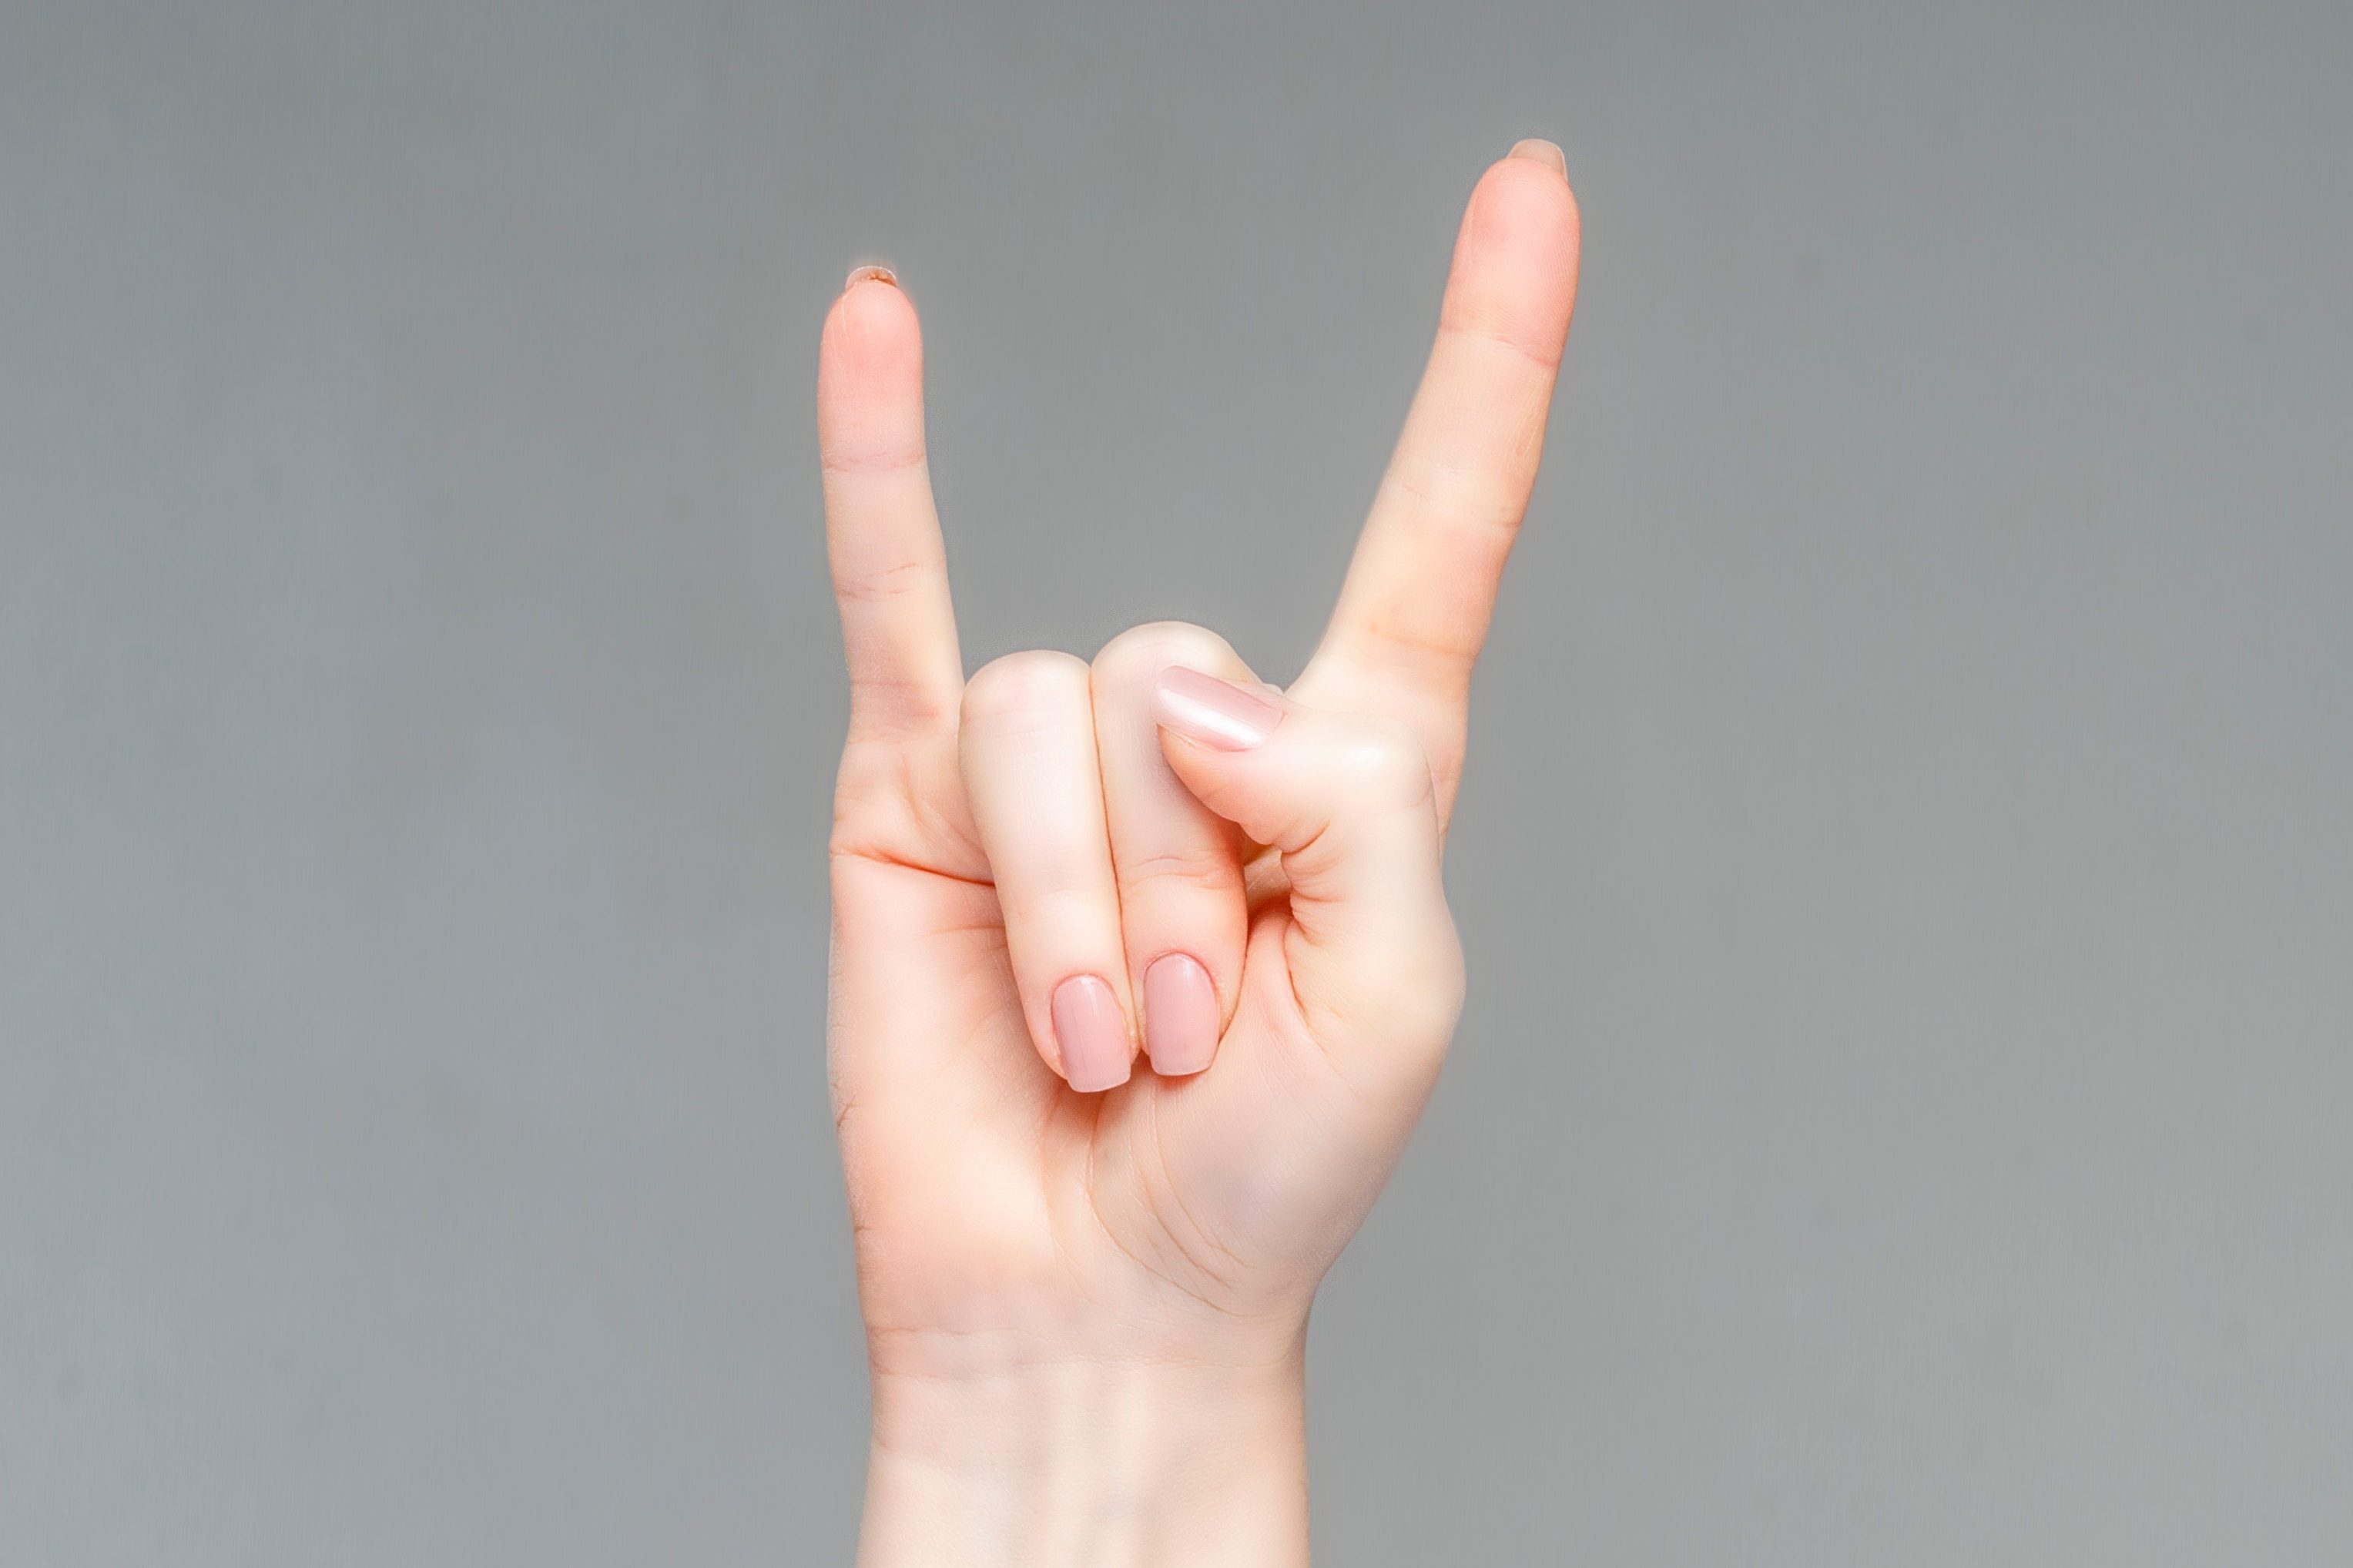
[
  {"left": 820, "top": 266, "right": 927, "bottom": 472},
  {"left": 1507, "top": 137, "right": 1567, "bottom": 176}
]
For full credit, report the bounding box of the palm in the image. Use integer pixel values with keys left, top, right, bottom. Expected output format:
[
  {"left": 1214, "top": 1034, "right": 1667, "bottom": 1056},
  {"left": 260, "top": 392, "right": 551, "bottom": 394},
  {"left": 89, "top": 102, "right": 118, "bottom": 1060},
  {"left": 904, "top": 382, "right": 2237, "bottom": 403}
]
[
  {"left": 831, "top": 739, "right": 1341, "bottom": 1353},
  {"left": 820, "top": 149, "right": 1580, "bottom": 1374}
]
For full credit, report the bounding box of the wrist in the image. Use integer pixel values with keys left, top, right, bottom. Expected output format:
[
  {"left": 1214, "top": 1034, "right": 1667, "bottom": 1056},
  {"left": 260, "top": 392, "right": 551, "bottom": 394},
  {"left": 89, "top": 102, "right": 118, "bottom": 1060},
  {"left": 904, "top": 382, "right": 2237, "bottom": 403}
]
[{"left": 858, "top": 1338, "right": 1310, "bottom": 1568}]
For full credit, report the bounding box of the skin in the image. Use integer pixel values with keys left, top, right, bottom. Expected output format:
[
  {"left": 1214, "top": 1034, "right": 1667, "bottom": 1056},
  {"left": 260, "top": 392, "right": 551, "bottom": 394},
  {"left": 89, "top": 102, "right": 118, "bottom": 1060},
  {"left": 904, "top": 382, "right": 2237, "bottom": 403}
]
[{"left": 820, "top": 142, "right": 1581, "bottom": 1565}]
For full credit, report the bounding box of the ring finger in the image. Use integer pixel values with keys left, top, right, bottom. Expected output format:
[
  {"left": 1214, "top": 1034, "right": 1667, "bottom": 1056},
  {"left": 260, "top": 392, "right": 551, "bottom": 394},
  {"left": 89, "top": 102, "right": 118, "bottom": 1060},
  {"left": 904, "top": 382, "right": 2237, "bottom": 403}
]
[{"left": 1091, "top": 622, "right": 1257, "bottom": 1079}]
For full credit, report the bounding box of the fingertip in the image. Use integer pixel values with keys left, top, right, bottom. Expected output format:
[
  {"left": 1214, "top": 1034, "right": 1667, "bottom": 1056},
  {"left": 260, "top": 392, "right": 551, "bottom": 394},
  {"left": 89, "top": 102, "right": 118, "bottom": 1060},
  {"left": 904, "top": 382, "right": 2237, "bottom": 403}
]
[
  {"left": 1142, "top": 953, "right": 1220, "bottom": 1077},
  {"left": 824, "top": 265, "right": 922, "bottom": 366},
  {"left": 1436, "top": 148, "right": 1582, "bottom": 369},
  {"left": 820, "top": 266, "right": 927, "bottom": 469},
  {"left": 1507, "top": 137, "right": 1567, "bottom": 176},
  {"left": 1052, "top": 974, "right": 1134, "bottom": 1094},
  {"left": 1465, "top": 148, "right": 1582, "bottom": 270}
]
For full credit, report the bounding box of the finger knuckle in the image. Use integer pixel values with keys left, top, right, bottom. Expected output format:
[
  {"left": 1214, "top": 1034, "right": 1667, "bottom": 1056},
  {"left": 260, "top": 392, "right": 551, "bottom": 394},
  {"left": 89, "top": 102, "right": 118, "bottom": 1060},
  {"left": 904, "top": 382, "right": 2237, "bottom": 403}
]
[
  {"left": 962, "top": 648, "right": 1089, "bottom": 722},
  {"left": 1090, "top": 620, "right": 1237, "bottom": 689}
]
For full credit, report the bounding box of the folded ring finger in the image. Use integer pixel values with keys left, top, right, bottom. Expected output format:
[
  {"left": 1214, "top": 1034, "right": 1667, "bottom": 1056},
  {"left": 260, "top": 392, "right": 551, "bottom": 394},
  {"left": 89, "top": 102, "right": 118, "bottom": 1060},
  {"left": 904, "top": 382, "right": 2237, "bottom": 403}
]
[{"left": 1091, "top": 622, "right": 1257, "bottom": 1078}]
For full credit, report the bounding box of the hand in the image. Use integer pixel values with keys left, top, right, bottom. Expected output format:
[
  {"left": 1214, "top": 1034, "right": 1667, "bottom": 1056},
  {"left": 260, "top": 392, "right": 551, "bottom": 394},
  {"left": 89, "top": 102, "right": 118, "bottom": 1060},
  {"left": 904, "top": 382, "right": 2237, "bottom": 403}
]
[{"left": 820, "top": 142, "right": 1580, "bottom": 1565}]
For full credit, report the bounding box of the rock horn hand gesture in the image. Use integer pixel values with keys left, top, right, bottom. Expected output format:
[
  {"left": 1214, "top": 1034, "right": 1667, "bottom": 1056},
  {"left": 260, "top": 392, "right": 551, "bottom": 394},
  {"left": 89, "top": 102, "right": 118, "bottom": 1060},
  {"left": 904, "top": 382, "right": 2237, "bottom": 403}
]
[{"left": 820, "top": 142, "right": 1580, "bottom": 1565}]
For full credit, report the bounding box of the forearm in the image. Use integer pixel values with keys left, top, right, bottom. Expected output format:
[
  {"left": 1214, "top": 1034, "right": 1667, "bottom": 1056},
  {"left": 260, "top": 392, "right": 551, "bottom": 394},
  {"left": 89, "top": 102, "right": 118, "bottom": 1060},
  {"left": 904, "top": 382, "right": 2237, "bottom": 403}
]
[{"left": 858, "top": 1349, "right": 1311, "bottom": 1567}]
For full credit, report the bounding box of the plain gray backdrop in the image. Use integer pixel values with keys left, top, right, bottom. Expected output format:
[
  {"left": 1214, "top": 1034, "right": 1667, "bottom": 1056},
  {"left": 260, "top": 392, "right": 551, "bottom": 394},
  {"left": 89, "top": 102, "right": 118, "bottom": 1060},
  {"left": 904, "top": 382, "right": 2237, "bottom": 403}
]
[{"left": 5, "top": 2, "right": 2350, "bottom": 1562}]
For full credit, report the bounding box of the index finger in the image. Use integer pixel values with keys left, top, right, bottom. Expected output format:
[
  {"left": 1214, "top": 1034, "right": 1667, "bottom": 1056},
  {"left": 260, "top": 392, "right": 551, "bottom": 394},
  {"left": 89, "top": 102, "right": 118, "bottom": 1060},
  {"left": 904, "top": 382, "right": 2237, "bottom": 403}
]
[
  {"left": 819, "top": 268, "right": 965, "bottom": 742},
  {"left": 1295, "top": 142, "right": 1581, "bottom": 815}
]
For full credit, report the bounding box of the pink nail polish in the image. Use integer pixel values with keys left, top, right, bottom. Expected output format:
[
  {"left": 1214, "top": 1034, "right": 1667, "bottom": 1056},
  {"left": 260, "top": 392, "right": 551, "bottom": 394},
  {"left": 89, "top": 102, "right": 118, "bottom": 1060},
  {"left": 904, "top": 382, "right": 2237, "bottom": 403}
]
[
  {"left": 1152, "top": 667, "right": 1282, "bottom": 750},
  {"left": 1143, "top": 954, "right": 1219, "bottom": 1077},
  {"left": 1051, "top": 975, "right": 1131, "bottom": 1093}
]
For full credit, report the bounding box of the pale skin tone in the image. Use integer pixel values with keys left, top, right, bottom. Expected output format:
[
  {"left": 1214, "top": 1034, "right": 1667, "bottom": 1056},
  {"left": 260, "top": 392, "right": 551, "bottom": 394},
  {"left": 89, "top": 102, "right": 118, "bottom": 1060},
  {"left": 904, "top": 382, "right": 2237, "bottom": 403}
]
[{"left": 820, "top": 141, "right": 1581, "bottom": 1565}]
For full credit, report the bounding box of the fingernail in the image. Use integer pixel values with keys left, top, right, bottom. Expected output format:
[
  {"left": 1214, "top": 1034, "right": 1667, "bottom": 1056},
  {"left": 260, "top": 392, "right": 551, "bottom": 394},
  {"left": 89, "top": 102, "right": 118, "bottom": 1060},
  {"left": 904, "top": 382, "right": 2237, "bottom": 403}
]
[
  {"left": 1143, "top": 954, "right": 1219, "bottom": 1078},
  {"left": 1508, "top": 138, "right": 1567, "bottom": 176},
  {"left": 1051, "top": 975, "right": 1131, "bottom": 1093},
  {"left": 843, "top": 263, "right": 898, "bottom": 292},
  {"left": 1153, "top": 666, "right": 1282, "bottom": 751}
]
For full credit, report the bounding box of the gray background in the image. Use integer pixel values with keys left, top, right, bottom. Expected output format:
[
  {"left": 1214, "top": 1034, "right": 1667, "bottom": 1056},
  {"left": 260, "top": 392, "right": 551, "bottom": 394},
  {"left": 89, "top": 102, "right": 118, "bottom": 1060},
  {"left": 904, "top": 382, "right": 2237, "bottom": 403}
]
[{"left": 4, "top": 2, "right": 2349, "bottom": 1562}]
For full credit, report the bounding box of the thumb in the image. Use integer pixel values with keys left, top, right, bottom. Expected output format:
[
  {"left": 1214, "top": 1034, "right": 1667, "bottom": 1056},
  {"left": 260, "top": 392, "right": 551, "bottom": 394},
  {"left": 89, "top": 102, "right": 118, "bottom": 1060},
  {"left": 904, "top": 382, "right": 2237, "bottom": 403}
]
[{"left": 1151, "top": 666, "right": 1464, "bottom": 1054}]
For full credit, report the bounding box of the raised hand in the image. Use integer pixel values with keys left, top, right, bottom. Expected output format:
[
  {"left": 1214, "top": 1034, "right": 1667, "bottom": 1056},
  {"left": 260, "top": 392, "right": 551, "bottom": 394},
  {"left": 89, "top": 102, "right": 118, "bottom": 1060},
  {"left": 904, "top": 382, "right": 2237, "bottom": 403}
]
[{"left": 820, "top": 142, "right": 1580, "bottom": 1565}]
